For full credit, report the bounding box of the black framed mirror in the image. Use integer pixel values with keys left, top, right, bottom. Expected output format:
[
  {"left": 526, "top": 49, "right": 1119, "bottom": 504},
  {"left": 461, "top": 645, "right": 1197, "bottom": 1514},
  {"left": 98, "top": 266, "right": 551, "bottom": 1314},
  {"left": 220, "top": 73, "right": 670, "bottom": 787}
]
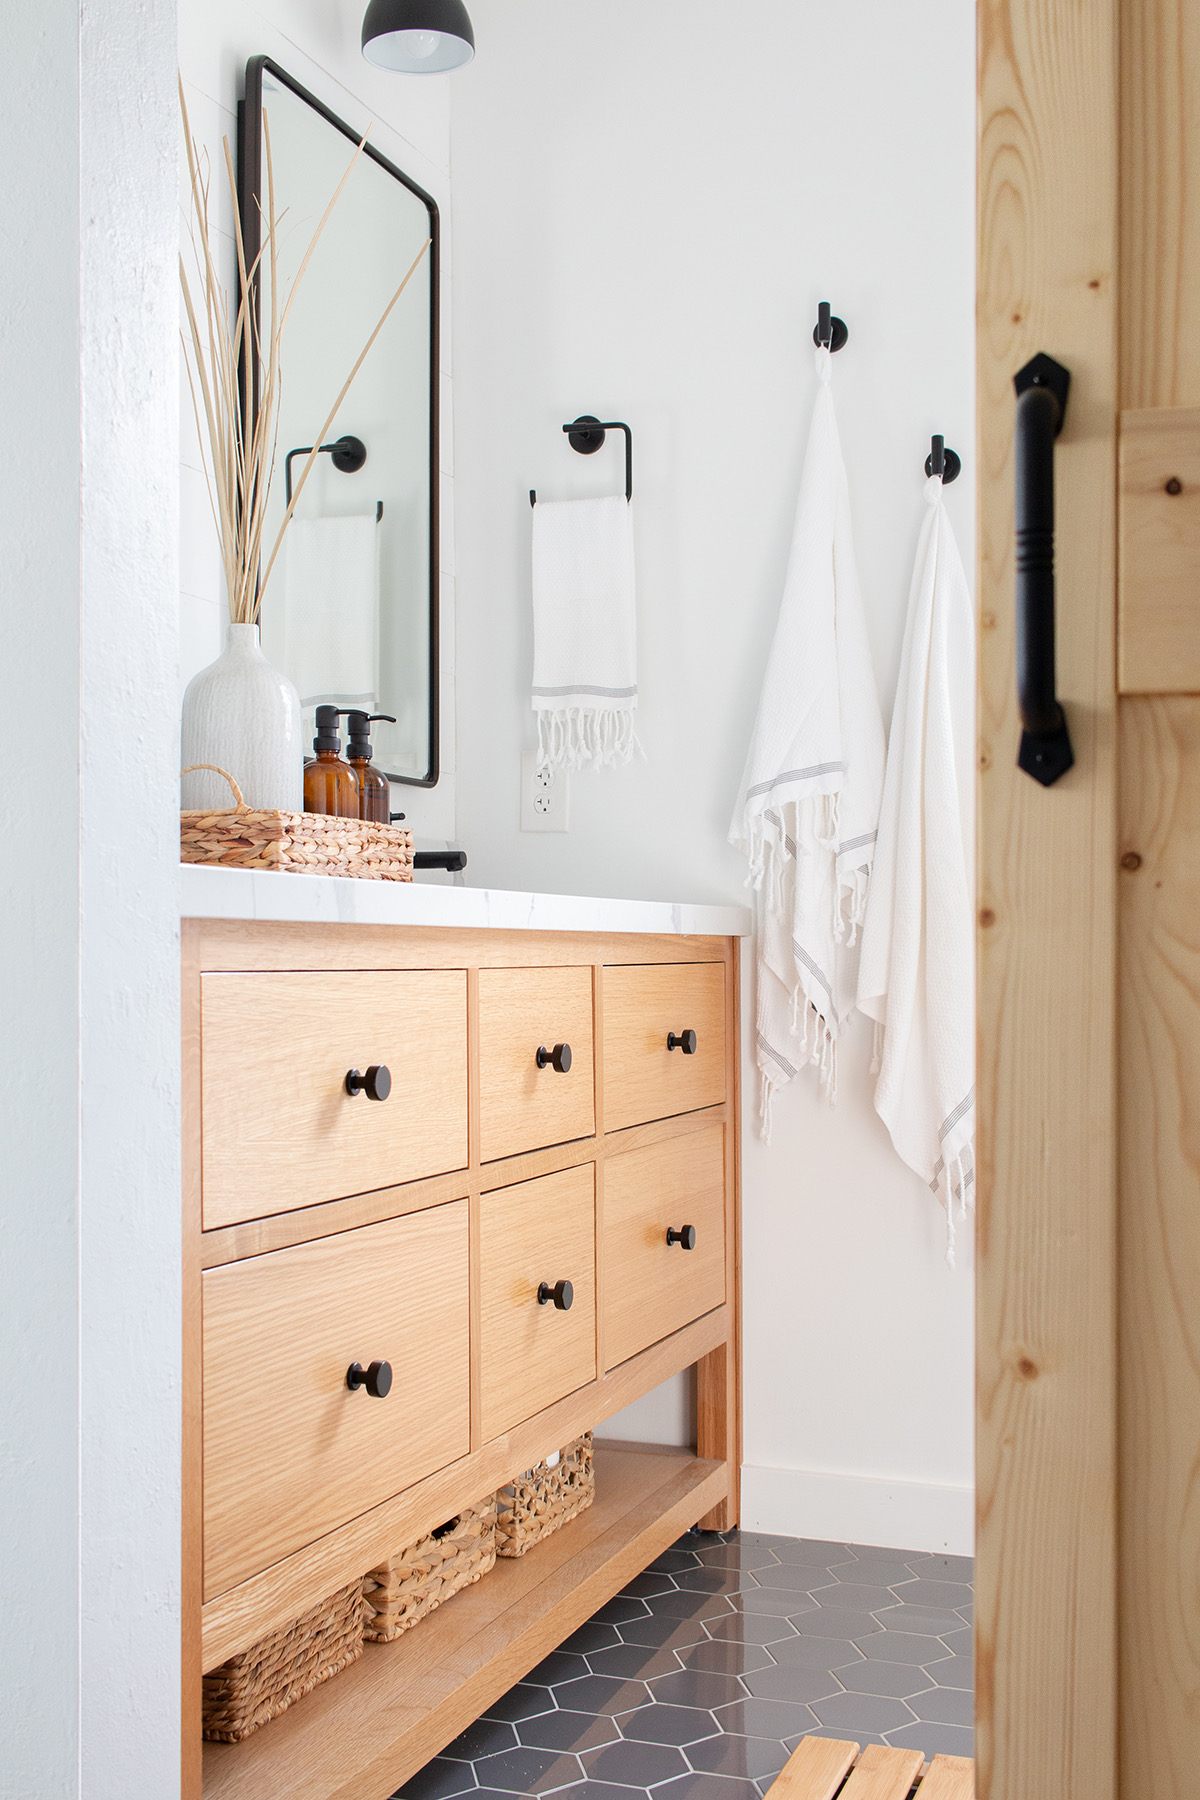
[{"left": 240, "top": 55, "right": 440, "bottom": 787}]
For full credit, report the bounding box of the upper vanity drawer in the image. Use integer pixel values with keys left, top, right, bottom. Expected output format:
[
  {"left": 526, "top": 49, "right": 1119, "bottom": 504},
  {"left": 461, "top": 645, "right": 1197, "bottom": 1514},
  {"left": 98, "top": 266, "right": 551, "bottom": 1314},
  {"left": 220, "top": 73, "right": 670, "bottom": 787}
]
[
  {"left": 603, "top": 963, "right": 727, "bottom": 1132},
  {"left": 200, "top": 970, "right": 468, "bottom": 1229},
  {"left": 478, "top": 966, "right": 595, "bottom": 1163},
  {"left": 203, "top": 1200, "right": 470, "bottom": 1599}
]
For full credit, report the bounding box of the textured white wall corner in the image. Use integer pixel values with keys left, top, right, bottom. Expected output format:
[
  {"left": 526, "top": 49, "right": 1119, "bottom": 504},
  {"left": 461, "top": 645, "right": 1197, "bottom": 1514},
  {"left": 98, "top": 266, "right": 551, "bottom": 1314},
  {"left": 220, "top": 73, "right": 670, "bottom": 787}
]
[
  {"left": 449, "top": 0, "right": 977, "bottom": 1544},
  {"left": 178, "top": 0, "right": 457, "bottom": 842},
  {"left": 742, "top": 1465, "right": 975, "bottom": 1560},
  {"left": 0, "top": 0, "right": 181, "bottom": 1794}
]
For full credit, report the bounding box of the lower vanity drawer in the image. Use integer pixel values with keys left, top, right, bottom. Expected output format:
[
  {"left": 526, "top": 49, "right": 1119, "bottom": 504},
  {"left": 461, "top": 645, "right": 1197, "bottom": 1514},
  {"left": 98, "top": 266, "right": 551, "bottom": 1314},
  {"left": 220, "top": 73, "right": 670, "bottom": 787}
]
[
  {"left": 603, "top": 1123, "right": 726, "bottom": 1369},
  {"left": 479, "top": 1164, "right": 597, "bottom": 1440},
  {"left": 202, "top": 1201, "right": 471, "bottom": 1600}
]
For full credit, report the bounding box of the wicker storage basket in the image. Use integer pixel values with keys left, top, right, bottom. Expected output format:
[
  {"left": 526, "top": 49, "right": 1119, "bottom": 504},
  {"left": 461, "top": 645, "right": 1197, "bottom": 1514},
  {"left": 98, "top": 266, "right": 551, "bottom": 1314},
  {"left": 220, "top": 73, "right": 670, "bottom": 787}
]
[
  {"left": 363, "top": 1498, "right": 497, "bottom": 1643},
  {"left": 201, "top": 1579, "right": 364, "bottom": 1743},
  {"left": 180, "top": 765, "right": 414, "bottom": 880},
  {"left": 495, "top": 1433, "right": 595, "bottom": 1559}
]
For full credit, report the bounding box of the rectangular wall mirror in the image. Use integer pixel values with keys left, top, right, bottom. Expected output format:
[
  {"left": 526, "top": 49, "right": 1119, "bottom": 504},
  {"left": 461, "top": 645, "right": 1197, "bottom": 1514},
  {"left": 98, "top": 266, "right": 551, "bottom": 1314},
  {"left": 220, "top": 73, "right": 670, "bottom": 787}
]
[{"left": 240, "top": 55, "right": 440, "bottom": 787}]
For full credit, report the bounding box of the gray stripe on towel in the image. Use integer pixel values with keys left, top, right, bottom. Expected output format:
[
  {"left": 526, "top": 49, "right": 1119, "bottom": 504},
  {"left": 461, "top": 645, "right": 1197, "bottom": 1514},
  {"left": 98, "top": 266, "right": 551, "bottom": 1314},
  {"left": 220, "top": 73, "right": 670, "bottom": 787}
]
[
  {"left": 756, "top": 1032, "right": 798, "bottom": 1080},
  {"left": 838, "top": 830, "right": 878, "bottom": 855},
  {"left": 532, "top": 684, "right": 638, "bottom": 698},
  {"left": 746, "top": 761, "right": 846, "bottom": 799},
  {"left": 938, "top": 1088, "right": 975, "bottom": 1140},
  {"left": 792, "top": 940, "right": 838, "bottom": 1018}
]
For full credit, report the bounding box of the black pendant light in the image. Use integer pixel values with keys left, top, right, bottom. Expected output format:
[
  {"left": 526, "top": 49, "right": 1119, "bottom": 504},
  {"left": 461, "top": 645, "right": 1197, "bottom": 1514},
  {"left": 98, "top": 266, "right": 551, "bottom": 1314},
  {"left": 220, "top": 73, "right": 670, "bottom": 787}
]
[{"left": 361, "top": 0, "right": 475, "bottom": 72}]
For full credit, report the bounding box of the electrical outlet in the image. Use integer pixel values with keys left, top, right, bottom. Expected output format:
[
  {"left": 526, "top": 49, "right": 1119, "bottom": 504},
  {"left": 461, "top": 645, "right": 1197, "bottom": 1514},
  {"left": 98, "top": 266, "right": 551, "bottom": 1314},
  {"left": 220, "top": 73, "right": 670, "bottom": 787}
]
[{"left": 521, "top": 750, "right": 570, "bottom": 831}]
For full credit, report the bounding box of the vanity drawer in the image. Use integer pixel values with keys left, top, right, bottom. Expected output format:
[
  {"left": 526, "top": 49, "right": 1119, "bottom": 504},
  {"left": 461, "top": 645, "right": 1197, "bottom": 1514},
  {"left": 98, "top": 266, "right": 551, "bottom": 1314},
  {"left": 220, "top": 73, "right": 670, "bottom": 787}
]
[
  {"left": 478, "top": 1164, "right": 597, "bottom": 1439},
  {"left": 202, "top": 1200, "right": 470, "bottom": 1600},
  {"left": 200, "top": 969, "right": 468, "bottom": 1228},
  {"left": 602, "top": 963, "right": 727, "bottom": 1132},
  {"left": 478, "top": 966, "right": 595, "bottom": 1162},
  {"left": 603, "top": 1124, "right": 727, "bottom": 1369}
]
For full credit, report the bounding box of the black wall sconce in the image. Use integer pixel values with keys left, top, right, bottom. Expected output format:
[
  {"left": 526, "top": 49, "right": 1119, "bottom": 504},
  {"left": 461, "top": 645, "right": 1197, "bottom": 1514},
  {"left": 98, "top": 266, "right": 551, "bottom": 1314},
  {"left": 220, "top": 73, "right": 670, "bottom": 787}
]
[{"left": 362, "top": 0, "right": 475, "bottom": 72}]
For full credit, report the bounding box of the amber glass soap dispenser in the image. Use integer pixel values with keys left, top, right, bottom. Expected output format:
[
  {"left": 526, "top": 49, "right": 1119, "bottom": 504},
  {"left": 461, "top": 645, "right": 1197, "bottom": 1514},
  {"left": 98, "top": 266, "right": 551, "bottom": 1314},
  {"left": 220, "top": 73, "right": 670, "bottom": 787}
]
[
  {"left": 346, "top": 712, "right": 396, "bottom": 824},
  {"left": 303, "top": 705, "right": 360, "bottom": 817}
]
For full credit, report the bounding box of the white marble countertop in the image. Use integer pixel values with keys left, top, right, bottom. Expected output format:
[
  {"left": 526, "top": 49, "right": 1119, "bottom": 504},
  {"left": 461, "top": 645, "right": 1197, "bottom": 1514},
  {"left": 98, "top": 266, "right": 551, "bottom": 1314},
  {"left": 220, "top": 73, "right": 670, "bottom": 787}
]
[{"left": 180, "top": 863, "right": 752, "bottom": 938}]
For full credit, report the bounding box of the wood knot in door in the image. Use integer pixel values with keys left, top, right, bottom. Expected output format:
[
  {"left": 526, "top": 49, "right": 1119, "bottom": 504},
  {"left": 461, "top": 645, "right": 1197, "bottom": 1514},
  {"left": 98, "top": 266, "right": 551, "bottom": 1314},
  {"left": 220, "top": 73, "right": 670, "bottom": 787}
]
[
  {"left": 1165, "top": 477, "right": 1184, "bottom": 496},
  {"left": 1120, "top": 851, "right": 1143, "bottom": 872},
  {"left": 1017, "top": 1356, "right": 1039, "bottom": 1381},
  {"left": 979, "top": 907, "right": 996, "bottom": 929}
]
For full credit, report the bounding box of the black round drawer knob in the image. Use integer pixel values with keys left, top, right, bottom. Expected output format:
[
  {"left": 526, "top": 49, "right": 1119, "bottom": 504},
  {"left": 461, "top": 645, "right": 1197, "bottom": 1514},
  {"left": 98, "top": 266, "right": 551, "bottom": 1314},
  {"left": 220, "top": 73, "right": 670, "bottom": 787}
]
[
  {"left": 536, "top": 1043, "right": 572, "bottom": 1073},
  {"left": 346, "top": 1359, "right": 392, "bottom": 1398},
  {"left": 667, "top": 1030, "right": 697, "bottom": 1055},
  {"left": 537, "top": 1278, "right": 574, "bottom": 1311},
  {"left": 345, "top": 1064, "right": 391, "bottom": 1101},
  {"left": 666, "top": 1224, "right": 697, "bottom": 1250}
]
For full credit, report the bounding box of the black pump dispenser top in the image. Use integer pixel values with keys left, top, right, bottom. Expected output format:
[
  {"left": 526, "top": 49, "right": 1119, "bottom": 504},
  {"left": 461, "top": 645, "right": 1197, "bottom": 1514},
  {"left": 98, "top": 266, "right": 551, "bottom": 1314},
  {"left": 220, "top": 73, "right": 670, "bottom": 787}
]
[
  {"left": 346, "top": 711, "right": 396, "bottom": 758},
  {"left": 313, "top": 705, "right": 346, "bottom": 754}
]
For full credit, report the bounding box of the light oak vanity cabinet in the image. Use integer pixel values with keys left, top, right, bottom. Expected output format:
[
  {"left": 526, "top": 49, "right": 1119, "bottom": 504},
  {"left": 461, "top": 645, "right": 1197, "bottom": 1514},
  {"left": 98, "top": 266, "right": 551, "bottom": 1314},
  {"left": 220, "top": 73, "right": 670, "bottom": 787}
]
[{"left": 182, "top": 906, "right": 742, "bottom": 1800}]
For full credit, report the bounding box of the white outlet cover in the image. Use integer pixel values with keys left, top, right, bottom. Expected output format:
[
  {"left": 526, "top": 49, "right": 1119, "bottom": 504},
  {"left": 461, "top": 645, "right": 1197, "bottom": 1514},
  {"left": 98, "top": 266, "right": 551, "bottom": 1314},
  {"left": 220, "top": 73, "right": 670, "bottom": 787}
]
[{"left": 521, "top": 749, "right": 570, "bottom": 831}]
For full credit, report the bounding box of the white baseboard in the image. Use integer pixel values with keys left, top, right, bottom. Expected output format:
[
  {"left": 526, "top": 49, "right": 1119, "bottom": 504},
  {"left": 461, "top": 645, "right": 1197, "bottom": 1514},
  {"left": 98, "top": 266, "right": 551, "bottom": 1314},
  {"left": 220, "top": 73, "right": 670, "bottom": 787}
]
[{"left": 741, "top": 1463, "right": 974, "bottom": 1557}]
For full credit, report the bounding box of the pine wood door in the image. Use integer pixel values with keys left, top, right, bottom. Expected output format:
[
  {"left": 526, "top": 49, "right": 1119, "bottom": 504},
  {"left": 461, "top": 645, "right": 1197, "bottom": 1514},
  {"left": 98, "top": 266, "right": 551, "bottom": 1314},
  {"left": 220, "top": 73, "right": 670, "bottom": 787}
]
[{"left": 980, "top": 2, "right": 1200, "bottom": 1795}]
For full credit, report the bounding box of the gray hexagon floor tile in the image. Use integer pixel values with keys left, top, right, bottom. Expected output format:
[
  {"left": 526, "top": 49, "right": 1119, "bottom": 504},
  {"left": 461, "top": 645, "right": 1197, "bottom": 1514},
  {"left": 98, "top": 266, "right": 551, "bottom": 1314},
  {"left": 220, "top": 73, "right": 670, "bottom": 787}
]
[
  {"left": 442, "top": 1716, "right": 519, "bottom": 1761},
  {"left": 713, "top": 1697, "right": 821, "bottom": 1740},
  {"left": 702, "top": 1613, "right": 798, "bottom": 1647},
  {"left": 811, "top": 1692, "right": 916, "bottom": 1734},
  {"left": 471, "top": 1745, "right": 583, "bottom": 1794},
  {"left": 554, "top": 1674, "right": 652, "bottom": 1716},
  {"left": 587, "top": 1643, "right": 683, "bottom": 1683},
  {"left": 396, "top": 1756, "right": 479, "bottom": 1800},
  {"left": 730, "top": 1588, "right": 817, "bottom": 1618},
  {"left": 396, "top": 1528, "right": 973, "bottom": 1800},
  {"left": 927, "top": 1655, "right": 973, "bottom": 1690},
  {"left": 884, "top": 1721, "right": 975, "bottom": 1759},
  {"left": 910, "top": 1685, "right": 974, "bottom": 1727},
  {"left": 582, "top": 1739, "right": 688, "bottom": 1786},
  {"left": 853, "top": 1629, "right": 950, "bottom": 1665},
  {"left": 769, "top": 1633, "right": 862, "bottom": 1669},
  {"left": 620, "top": 1612, "right": 714, "bottom": 1651},
  {"left": 650, "top": 1670, "right": 747, "bottom": 1710},
  {"left": 482, "top": 1682, "right": 556, "bottom": 1723},
  {"left": 739, "top": 1664, "right": 844, "bottom": 1706},
  {"left": 518, "top": 1711, "right": 622, "bottom": 1754},
  {"left": 833, "top": 1660, "right": 932, "bottom": 1699},
  {"left": 686, "top": 1732, "right": 790, "bottom": 1781},
  {"left": 678, "top": 1639, "right": 775, "bottom": 1678},
  {"left": 618, "top": 1702, "right": 718, "bottom": 1746},
  {"left": 653, "top": 1773, "right": 764, "bottom": 1800}
]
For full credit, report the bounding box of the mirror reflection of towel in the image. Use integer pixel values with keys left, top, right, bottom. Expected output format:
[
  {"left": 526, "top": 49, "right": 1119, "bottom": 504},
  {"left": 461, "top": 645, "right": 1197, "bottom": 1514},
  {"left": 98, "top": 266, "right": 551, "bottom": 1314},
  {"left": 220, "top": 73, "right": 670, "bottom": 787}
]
[{"left": 282, "top": 514, "right": 380, "bottom": 708}]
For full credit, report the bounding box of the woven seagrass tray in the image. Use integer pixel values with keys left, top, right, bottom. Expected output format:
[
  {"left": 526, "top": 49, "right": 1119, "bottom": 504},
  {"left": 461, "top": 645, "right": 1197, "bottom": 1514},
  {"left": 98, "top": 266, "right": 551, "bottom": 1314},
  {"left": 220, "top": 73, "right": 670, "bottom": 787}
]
[
  {"left": 201, "top": 1578, "right": 364, "bottom": 1743},
  {"left": 180, "top": 764, "right": 414, "bottom": 880},
  {"left": 495, "top": 1432, "right": 595, "bottom": 1559},
  {"left": 363, "top": 1498, "right": 497, "bottom": 1644}
]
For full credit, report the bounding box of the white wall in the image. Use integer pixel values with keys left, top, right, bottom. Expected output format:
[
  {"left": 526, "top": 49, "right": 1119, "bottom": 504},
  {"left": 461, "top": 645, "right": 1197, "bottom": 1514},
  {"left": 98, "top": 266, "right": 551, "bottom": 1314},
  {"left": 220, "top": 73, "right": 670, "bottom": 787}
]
[
  {"left": 0, "top": 1, "right": 181, "bottom": 1793},
  {"left": 179, "top": 0, "right": 458, "bottom": 840},
  {"left": 450, "top": 0, "right": 977, "bottom": 1553}
]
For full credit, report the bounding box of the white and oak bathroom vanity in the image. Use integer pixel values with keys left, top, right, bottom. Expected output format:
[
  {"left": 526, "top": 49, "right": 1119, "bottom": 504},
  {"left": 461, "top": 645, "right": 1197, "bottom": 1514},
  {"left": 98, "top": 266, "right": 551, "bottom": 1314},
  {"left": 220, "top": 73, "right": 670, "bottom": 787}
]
[{"left": 181, "top": 866, "right": 749, "bottom": 1800}]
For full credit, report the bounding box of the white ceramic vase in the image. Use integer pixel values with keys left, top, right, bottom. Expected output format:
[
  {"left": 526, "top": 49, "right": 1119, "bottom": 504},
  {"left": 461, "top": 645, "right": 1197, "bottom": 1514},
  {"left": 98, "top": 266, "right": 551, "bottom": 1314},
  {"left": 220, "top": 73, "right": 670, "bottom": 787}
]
[{"left": 181, "top": 622, "right": 304, "bottom": 812}]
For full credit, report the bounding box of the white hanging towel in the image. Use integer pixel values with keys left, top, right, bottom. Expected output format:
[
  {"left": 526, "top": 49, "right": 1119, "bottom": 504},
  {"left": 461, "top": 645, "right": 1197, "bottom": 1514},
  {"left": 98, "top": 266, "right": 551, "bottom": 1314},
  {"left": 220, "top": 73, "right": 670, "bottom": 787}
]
[
  {"left": 729, "top": 345, "right": 885, "bottom": 1129},
  {"left": 282, "top": 514, "right": 381, "bottom": 708},
  {"left": 531, "top": 493, "right": 639, "bottom": 770},
  {"left": 857, "top": 474, "right": 976, "bottom": 1262}
]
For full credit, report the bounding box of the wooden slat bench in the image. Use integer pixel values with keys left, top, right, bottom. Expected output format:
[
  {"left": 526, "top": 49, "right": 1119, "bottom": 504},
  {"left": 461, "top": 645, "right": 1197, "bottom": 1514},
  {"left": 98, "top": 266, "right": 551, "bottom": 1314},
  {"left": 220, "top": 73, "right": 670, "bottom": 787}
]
[{"left": 767, "top": 1735, "right": 974, "bottom": 1800}]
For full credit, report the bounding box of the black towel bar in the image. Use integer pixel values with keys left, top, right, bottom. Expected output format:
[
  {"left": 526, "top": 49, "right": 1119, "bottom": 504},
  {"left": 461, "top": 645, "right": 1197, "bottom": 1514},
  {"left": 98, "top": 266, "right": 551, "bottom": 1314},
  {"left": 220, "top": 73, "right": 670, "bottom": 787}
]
[{"left": 530, "top": 416, "right": 633, "bottom": 506}]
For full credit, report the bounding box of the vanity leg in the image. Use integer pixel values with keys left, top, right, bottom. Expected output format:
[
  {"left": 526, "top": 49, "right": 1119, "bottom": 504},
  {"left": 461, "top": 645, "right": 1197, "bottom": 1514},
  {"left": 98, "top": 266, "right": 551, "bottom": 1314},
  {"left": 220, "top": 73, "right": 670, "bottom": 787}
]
[
  {"left": 697, "top": 944, "right": 742, "bottom": 1532},
  {"left": 696, "top": 1342, "right": 740, "bottom": 1530}
]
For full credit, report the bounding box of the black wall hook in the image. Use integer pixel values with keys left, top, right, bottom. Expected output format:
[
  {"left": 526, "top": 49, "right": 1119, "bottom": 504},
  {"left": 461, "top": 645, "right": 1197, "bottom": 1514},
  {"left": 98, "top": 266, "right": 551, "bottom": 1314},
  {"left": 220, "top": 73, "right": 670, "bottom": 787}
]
[
  {"left": 925, "top": 434, "right": 962, "bottom": 484},
  {"left": 812, "top": 300, "right": 849, "bottom": 353},
  {"left": 531, "top": 415, "right": 634, "bottom": 506}
]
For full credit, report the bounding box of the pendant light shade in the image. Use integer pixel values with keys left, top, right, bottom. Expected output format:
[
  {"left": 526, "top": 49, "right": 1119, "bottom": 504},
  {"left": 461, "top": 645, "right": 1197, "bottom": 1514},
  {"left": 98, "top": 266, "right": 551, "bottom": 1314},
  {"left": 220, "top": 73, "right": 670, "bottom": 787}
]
[{"left": 361, "top": 0, "right": 475, "bottom": 72}]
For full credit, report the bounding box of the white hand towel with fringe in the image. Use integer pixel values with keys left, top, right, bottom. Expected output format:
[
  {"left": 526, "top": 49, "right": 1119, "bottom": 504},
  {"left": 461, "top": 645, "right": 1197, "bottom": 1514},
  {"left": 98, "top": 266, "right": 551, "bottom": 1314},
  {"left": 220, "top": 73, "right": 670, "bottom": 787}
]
[
  {"left": 729, "top": 345, "right": 885, "bottom": 1134},
  {"left": 857, "top": 474, "right": 975, "bottom": 1264},
  {"left": 531, "top": 493, "right": 639, "bottom": 770}
]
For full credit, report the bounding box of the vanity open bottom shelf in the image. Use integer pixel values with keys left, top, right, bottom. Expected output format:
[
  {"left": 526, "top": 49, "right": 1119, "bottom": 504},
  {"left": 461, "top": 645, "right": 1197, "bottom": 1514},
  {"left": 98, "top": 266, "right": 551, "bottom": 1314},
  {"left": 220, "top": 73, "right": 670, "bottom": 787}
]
[{"left": 202, "top": 1442, "right": 726, "bottom": 1800}]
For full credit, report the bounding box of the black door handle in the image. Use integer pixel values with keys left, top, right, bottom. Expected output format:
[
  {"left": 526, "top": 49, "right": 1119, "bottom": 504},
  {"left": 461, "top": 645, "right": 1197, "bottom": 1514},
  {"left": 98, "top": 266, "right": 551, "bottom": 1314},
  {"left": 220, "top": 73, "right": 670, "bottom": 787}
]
[
  {"left": 537, "top": 1279, "right": 573, "bottom": 1310},
  {"left": 666, "top": 1225, "right": 696, "bottom": 1250},
  {"left": 536, "top": 1043, "right": 572, "bottom": 1073},
  {"left": 1014, "top": 353, "right": 1073, "bottom": 787},
  {"left": 667, "top": 1030, "right": 697, "bottom": 1054},
  {"left": 345, "top": 1065, "right": 391, "bottom": 1101}
]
